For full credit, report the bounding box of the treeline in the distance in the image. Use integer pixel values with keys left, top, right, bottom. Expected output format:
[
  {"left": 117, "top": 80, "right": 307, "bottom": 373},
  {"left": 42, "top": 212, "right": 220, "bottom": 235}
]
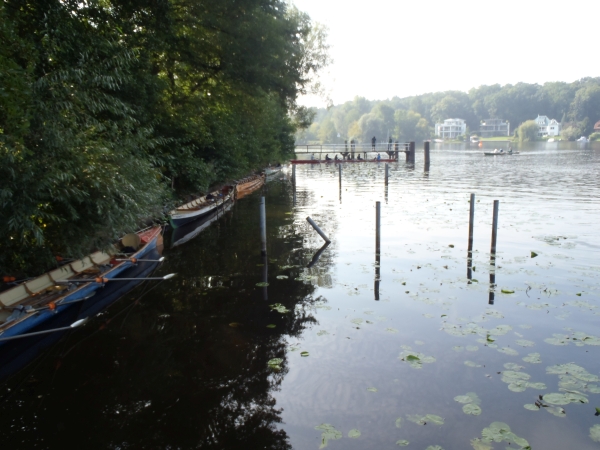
[
  {"left": 0, "top": 0, "right": 329, "bottom": 274},
  {"left": 297, "top": 78, "right": 600, "bottom": 144}
]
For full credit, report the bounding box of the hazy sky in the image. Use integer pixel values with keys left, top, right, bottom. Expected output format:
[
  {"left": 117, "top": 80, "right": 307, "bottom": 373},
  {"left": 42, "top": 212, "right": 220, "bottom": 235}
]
[{"left": 292, "top": 0, "right": 598, "bottom": 108}]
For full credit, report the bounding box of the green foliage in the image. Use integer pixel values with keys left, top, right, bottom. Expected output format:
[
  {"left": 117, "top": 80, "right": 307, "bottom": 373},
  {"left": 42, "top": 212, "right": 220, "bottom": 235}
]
[
  {"left": 0, "top": 0, "right": 329, "bottom": 274},
  {"left": 516, "top": 120, "right": 539, "bottom": 142},
  {"left": 300, "top": 78, "right": 600, "bottom": 145},
  {"left": 589, "top": 132, "right": 600, "bottom": 141}
]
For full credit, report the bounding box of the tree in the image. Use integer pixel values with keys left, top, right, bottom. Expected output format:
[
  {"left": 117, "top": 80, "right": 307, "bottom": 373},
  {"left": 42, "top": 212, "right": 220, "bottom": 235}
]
[
  {"left": 569, "top": 85, "right": 600, "bottom": 134},
  {"left": 516, "top": 120, "right": 539, "bottom": 142}
]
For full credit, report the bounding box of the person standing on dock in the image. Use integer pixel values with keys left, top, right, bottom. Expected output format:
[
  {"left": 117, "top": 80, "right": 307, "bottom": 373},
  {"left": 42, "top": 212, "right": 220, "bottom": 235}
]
[
  {"left": 351, "top": 139, "right": 355, "bottom": 159},
  {"left": 388, "top": 137, "right": 392, "bottom": 151},
  {"left": 371, "top": 136, "right": 376, "bottom": 151},
  {"left": 310, "top": 153, "right": 315, "bottom": 160}
]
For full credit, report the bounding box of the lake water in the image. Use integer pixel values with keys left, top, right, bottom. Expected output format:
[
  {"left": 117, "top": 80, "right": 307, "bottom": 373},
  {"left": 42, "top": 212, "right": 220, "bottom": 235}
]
[{"left": 2, "top": 141, "right": 600, "bottom": 449}]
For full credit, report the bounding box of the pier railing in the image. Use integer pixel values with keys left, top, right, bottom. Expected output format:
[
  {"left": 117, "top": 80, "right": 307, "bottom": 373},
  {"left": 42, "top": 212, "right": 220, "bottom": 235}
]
[{"left": 294, "top": 142, "right": 410, "bottom": 157}]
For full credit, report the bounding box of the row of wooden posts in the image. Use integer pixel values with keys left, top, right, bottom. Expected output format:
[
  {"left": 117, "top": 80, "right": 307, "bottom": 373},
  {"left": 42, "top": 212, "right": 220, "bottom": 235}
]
[{"left": 300, "top": 193, "right": 500, "bottom": 303}]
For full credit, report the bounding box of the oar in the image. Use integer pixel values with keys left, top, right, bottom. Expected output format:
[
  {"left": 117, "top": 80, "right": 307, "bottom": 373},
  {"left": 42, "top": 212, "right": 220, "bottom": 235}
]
[
  {"left": 114, "top": 257, "right": 165, "bottom": 263},
  {"left": 57, "top": 273, "right": 176, "bottom": 284},
  {"left": 0, "top": 318, "right": 89, "bottom": 342}
]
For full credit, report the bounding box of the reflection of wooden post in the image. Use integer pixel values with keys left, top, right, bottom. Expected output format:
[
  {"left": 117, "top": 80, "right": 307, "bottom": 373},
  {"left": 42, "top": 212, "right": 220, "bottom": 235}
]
[
  {"left": 490, "top": 200, "right": 499, "bottom": 259},
  {"left": 408, "top": 142, "right": 415, "bottom": 163},
  {"left": 424, "top": 141, "right": 430, "bottom": 169},
  {"left": 339, "top": 165, "right": 342, "bottom": 187},
  {"left": 260, "top": 197, "right": 267, "bottom": 256},
  {"left": 385, "top": 163, "right": 389, "bottom": 185},
  {"left": 292, "top": 164, "right": 296, "bottom": 182},
  {"left": 468, "top": 194, "right": 475, "bottom": 252}
]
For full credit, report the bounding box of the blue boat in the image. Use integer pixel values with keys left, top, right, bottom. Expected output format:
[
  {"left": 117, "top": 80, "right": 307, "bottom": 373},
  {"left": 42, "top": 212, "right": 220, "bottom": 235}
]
[
  {"left": 0, "top": 245, "right": 165, "bottom": 381},
  {"left": 0, "top": 226, "right": 163, "bottom": 345}
]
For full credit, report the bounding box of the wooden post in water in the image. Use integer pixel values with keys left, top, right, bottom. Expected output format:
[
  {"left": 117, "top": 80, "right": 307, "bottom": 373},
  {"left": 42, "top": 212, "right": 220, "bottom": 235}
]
[
  {"left": 409, "top": 142, "right": 415, "bottom": 163},
  {"left": 385, "top": 163, "right": 389, "bottom": 185},
  {"left": 260, "top": 197, "right": 267, "bottom": 256},
  {"left": 424, "top": 141, "right": 430, "bottom": 169},
  {"left": 468, "top": 194, "right": 475, "bottom": 252},
  {"left": 306, "top": 217, "right": 331, "bottom": 243},
  {"left": 338, "top": 165, "right": 342, "bottom": 187},
  {"left": 490, "top": 200, "right": 499, "bottom": 259},
  {"left": 375, "top": 201, "right": 381, "bottom": 300},
  {"left": 292, "top": 164, "right": 296, "bottom": 182}
]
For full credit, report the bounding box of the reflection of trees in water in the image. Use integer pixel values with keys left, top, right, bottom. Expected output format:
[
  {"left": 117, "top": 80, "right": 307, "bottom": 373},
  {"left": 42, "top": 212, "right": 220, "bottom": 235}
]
[{"left": 0, "top": 179, "right": 332, "bottom": 448}]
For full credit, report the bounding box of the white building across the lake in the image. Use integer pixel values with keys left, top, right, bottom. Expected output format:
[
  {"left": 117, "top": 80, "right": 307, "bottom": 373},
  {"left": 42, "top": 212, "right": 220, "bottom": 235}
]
[
  {"left": 435, "top": 118, "right": 466, "bottom": 139},
  {"left": 534, "top": 115, "right": 561, "bottom": 137},
  {"left": 479, "top": 119, "right": 510, "bottom": 137}
]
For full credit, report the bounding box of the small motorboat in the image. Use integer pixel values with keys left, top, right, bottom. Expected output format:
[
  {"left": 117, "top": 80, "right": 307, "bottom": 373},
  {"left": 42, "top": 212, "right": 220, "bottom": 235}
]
[
  {"left": 577, "top": 136, "right": 589, "bottom": 143},
  {"left": 483, "top": 148, "right": 505, "bottom": 156}
]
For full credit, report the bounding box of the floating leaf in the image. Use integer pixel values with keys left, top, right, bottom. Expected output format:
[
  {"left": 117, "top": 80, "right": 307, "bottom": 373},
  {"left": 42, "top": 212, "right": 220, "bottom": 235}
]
[
  {"left": 449, "top": 244, "right": 454, "bottom": 248},
  {"left": 463, "top": 404, "right": 482, "bottom": 416},
  {"left": 316, "top": 330, "right": 329, "bottom": 336},
  {"left": 524, "top": 404, "right": 539, "bottom": 411},
  {"left": 464, "top": 361, "right": 482, "bottom": 368},
  {"left": 266, "top": 324, "right": 276, "bottom": 328},
  {"left": 348, "top": 429, "right": 361, "bottom": 438},
  {"left": 395, "top": 417, "right": 403, "bottom": 428},
  {"left": 395, "top": 440, "right": 409, "bottom": 447},
  {"left": 406, "top": 414, "right": 444, "bottom": 426},
  {"left": 406, "top": 355, "right": 420, "bottom": 362},
  {"left": 515, "top": 339, "right": 535, "bottom": 348},
  {"left": 300, "top": 351, "right": 309, "bottom": 357},
  {"left": 591, "top": 424, "right": 600, "bottom": 442},
  {"left": 229, "top": 322, "right": 242, "bottom": 328},
  {"left": 498, "top": 347, "right": 519, "bottom": 356},
  {"left": 367, "top": 387, "right": 378, "bottom": 392},
  {"left": 256, "top": 282, "right": 269, "bottom": 287},
  {"left": 425, "top": 446, "right": 443, "bottom": 450},
  {"left": 501, "top": 289, "right": 515, "bottom": 294},
  {"left": 530, "top": 251, "right": 538, "bottom": 258},
  {"left": 315, "top": 423, "right": 342, "bottom": 449},
  {"left": 276, "top": 275, "right": 289, "bottom": 280},
  {"left": 523, "top": 353, "right": 542, "bottom": 364},
  {"left": 269, "top": 303, "right": 290, "bottom": 314},
  {"left": 545, "top": 406, "right": 566, "bottom": 418},
  {"left": 267, "top": 358, "right": 283, "bottom": 371},
  {"left": 479, "top": 422, "right": 529, "bottom": 448}
]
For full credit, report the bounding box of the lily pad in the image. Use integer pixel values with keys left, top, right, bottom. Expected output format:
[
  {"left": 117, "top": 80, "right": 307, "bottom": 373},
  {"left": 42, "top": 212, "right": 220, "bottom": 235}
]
[
  {"left": 269, "top": 303, "right": 290, "bottom": 314},
  {"left": 590, "top": 424, "right": 600, "bottom": 443},
  {"left": 395, "top": 440, "right": 409, "bottom": 447},
  {"left": 464, "top": 361, "right": 482, "bottom": 368},
  {"left": 256, "top": 282, "right": 269, "bottom": 287},
  {"left": 478, "top": 422, "right": 530, "bottom": 448},
  {"left": 266, "top": 324, "right": 276, "bottom": 328},
  {"left": 463, "top": 404, "right": 482, "bottom": 416},
  {"left": 229, "top": 322, "right": 242, "bottom": 327},
  {"left": 267, "top": 358, "right": 283, "bottom": 370},
  {"left": 300, "top": 351, "right": 309, "bottom": 357},
  {"left": 530, "top": 251, "right": 538, "bottom": 258},
  {"left": 395, "top": 417, "right": 403, "bottom": 428},
  {"left": 276, "top": 275, "right": 289, "bottom": 280},
  {"left": 315, "top": 423, "right": 342, "bottom": 449},
  {"left": 406, "top": 413, "right": 444, "bottom": 426},
  {"left": 501, "top": 289, "right": 515, "bottom": 294},
  {"left": 348, "top": 429, "right": 361, "bottom": 438},
  {"left": 524, "top": 404, "right": 539, "bottom": 411},
  {"left": 367, "top": 387, "right": 378, "bottom": 392},
  {"left": 523, "top": 352, "right": 542, "bottom": 364}
]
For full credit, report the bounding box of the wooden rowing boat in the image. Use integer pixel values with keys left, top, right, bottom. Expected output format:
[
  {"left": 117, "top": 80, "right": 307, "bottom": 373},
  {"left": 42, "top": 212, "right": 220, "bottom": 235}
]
[
  {"left": 0, "top": 226, "right": 163, "bottom": 345},
  {"left": 235, "top": 173, "right": 265, "bottom": 199},
  {"left": 171, "top": 197, "right": 234, "bottom": 248},
  {"left": 291, "top": 159, "right": 398, "bottom": 164},
  {"left": 168, "top": 186, "right": 234, "bottom": 229}
]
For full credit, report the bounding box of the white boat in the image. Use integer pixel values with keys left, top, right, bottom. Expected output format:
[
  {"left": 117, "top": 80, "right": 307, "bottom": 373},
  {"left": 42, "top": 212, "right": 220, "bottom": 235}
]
[
  {"left": 483, "top": 148, "right": 505, "bottom": 156},
  {"left": 577, "top": 136, "right": 588, "bottom": 143},
  {"left": 433, "top": 139, "right": 444, "bottom": 143},
  {"left": 547, "top": 138, "right": 555, "bottom": 143},
  {"left": 483, "top": 147, "right": 520, "bottom": 156}
]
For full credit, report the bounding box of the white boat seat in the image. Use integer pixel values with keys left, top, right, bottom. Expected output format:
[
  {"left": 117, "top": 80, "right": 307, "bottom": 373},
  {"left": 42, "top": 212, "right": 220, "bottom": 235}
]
[
  {"left": 0, "top": 285, "right": 30, "bottom": 307},
  {"left": 121, "top": 233, "right": 141, "bottom": 250},
  {"left": 49, "top": 265, "right": 75, "bottom": 282},
  {"left": 24, "top": 274, "right": 54, "bottom": 295},
  {"left": 70, "top": 256, "right": 96, "bottom": 273}
]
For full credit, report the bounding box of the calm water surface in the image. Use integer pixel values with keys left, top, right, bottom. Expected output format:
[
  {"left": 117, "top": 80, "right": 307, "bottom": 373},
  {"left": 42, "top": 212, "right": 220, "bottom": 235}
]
[{"left": 1, "top": 142, "right": 600, "bottom": 449}]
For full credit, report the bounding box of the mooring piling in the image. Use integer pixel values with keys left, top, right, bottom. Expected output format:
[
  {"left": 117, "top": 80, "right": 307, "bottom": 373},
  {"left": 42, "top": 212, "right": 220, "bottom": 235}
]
[
  {"left": 468, "top": 193, "right": 475, "bottom": 252},
  {"left": 375, "top": 201, "right": 381, "bottom": 300},
  {"left": 306, "top": 217, "right": 331, "bottom": 243},
  {"left": 260, "top": 197, "right": 267, "bottom": 256},
  {"left": 490, "top": 200, "right": 499, "bottom": 259},
  {"left": 424, "top": 141, "right": 430, "bottom": 170},
  {"left": 385, "top": 163, "right": 389, "bottom": 184}
]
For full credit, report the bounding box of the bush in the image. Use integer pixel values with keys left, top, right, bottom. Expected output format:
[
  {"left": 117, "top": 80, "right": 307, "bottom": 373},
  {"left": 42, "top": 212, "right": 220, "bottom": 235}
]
[{"left": 589, "top": 132, "right": 600, "bottom": 141}]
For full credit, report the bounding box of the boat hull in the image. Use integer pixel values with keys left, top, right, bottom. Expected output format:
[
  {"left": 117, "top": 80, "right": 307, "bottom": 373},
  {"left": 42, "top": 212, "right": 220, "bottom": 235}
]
[
  {"left": 0, "top": 245, "right": 164, "bottom": 380},
  {"left": 0, "top": 226, "right": 162, "bottom": 345},
  {"left": 235, "top": 174, "right": 265, "bottom": 199},
  {"left": 168, "top": 196, "right": 232, "bottom": 229}
]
